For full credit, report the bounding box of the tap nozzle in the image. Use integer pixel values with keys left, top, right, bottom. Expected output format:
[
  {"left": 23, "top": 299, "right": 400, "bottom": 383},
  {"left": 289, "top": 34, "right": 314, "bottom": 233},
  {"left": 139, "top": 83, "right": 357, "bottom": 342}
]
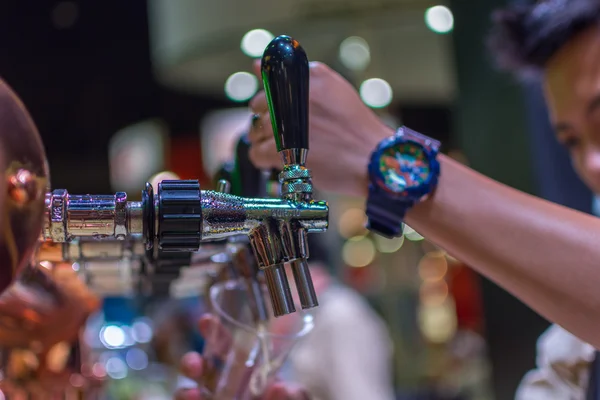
[{"left": 290, "top": 258, "right": 318, "bottom": 309}]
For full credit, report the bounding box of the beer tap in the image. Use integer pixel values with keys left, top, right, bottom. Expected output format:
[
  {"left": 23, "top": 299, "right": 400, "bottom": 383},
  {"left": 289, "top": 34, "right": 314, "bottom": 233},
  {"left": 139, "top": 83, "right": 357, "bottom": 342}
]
[
  {"left": 0, "top": 36, "right": 326, "bottom": 325},
  {"left": 30, "top": 35, "right": 329, "bottom": 317},
  {"left": 0, "top": 34, "right": 328, "bottom": 396},
  {"left": 260, "top": 35, "right": 320, "bottom": 313},
  {"left": 37, "top": 175, "right": 327, "bottom": 316}
]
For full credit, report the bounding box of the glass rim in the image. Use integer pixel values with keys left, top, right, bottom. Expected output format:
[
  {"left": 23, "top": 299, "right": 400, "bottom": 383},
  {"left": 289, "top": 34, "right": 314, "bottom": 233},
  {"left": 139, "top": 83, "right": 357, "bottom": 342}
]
[{"left": 209, "top": 279, "right": 314, "bottom": 340}]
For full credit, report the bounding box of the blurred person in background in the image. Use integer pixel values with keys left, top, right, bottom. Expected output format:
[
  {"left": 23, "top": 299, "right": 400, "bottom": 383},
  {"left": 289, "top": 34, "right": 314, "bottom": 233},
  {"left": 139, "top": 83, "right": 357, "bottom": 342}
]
[
  {"left": 487, "top": 1, "right": 600, "bottom": 398},
  {"left": 273, "top": 238, "right": 396, "bottom": 400}
]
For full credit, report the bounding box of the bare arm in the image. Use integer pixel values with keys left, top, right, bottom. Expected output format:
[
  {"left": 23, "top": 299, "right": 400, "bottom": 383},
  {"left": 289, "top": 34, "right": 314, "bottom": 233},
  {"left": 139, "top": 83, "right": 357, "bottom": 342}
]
[
  {"left": 405, "top": 154, "right": 600, "bottom": 349},
  {"left": 248, "top": 62, "right": 600, "bottom": 349}
]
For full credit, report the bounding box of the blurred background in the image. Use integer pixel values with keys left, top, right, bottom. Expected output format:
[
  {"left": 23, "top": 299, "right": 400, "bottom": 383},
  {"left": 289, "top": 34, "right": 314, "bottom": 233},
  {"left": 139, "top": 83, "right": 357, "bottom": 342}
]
[{"left": 0, "top": 0, "right": 590, "bottom": 399}]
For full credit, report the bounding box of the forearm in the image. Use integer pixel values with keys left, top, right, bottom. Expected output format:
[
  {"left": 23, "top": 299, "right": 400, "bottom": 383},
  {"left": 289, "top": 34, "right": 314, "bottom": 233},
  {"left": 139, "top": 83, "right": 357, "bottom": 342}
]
[{"left": 405, "top": 155, "right": 600, "bottom": 348}]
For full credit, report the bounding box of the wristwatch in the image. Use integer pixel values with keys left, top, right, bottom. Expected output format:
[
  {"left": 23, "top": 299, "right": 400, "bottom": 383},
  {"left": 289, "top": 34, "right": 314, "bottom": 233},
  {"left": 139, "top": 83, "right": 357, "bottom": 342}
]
[{"left": 365, "top": 126, "right": 441, "bottom": 238}]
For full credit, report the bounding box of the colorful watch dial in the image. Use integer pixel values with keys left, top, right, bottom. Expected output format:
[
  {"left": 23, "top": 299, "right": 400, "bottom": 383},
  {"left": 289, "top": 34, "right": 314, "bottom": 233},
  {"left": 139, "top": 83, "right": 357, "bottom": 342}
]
[{"left": 376, "top": 141, "right": 431, "bottom": 195}]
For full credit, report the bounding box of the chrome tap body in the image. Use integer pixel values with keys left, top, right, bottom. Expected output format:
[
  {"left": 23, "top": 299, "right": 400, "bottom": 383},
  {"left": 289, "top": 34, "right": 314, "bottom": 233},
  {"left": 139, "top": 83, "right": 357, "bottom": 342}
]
[{"left": 39, "top": 183, "right": 328, "bottom": 313}]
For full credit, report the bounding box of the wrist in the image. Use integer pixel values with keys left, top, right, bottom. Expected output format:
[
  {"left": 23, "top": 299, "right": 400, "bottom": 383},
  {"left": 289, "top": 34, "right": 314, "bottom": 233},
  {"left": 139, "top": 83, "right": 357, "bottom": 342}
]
[{"left": 352, "top": 123, "right": 394, "bottom": 198}]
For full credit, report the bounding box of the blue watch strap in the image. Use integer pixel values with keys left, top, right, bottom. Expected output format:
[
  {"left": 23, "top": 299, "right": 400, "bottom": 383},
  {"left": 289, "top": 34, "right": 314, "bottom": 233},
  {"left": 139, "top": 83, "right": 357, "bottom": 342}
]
[
  {"left": 365, "top": 190, "right": 412, "bottom": 238},
  {"left": 400, "top": 126, "right": 441, "bottom": 152}
]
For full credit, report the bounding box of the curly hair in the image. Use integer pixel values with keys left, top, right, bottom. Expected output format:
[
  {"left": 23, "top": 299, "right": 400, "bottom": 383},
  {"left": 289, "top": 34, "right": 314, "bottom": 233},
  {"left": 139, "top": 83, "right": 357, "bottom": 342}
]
[{"left": 487, "top": 0, "right": 600, "bottom": 79}]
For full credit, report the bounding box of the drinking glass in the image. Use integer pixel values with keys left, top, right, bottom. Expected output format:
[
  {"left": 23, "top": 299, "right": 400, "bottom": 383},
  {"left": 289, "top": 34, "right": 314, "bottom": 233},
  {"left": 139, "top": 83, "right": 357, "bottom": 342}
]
[{"left": 200, "top": 279, "right": 313, "bottom": 400}]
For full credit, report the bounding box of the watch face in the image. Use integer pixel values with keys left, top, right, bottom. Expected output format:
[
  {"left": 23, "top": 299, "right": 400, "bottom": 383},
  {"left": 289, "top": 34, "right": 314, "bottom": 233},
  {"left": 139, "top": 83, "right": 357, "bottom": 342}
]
[{"left": 377, "top": 141, "right": 431, "bottom": 194}]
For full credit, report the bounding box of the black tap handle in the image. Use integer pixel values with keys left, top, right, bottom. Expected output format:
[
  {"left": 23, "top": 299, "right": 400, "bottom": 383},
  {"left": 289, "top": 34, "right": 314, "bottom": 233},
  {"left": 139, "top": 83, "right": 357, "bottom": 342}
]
[{"left": 261, "top": 35, "right": 309, "bottom": 152}]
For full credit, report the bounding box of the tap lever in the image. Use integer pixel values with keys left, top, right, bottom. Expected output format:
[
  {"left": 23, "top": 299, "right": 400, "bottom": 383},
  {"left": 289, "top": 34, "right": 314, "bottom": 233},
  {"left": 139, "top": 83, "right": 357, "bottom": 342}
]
[
  {"left": 262, "top": 35, "right": 313, "bottom": 203},
  {"left": 259, "top": 35, "right": 324, "bottom": 315},
  {"left": 261, "top": 35, "right": 310, "bottom": 160}
]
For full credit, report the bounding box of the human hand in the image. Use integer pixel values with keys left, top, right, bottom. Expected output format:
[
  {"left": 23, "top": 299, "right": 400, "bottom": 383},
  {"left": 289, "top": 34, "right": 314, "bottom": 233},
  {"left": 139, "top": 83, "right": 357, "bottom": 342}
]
[
  {"left": 0, "top": 342, "right": 103, "bottom": 397},
  {"left": 0, "top": 264, "right": 101, "bottom": 395},
  {"left": 248, "top": 60, "right": 393, "bottom": 198},
  {"left": 0, "top": 263, "right": 99, "bottom": 349},
  {"left": 174, "top": 315, "right": 310, "bottom": 399}
]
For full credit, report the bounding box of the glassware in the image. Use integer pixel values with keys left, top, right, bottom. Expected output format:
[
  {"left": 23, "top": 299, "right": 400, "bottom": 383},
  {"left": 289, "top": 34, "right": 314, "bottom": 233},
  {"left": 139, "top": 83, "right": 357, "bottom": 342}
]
[{"left": 200, "top": 279, "right": 313, "bottom": 400}]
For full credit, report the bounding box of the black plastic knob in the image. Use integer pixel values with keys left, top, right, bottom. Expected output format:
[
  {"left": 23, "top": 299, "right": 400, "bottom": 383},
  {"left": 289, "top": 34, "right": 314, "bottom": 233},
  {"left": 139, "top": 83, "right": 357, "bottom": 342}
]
[
  {"left": 261, "top": 35, "right": 309, "bottom": 152},
  {"left": 157, "top": 180, "right": 202, "bottom": 252}
]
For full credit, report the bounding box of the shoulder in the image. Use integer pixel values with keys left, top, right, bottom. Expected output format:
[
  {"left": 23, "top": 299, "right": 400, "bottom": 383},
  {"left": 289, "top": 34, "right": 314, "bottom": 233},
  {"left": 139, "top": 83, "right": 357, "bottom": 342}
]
[{"left": 516, "top": 324, "right": 595, "bottom": 399}]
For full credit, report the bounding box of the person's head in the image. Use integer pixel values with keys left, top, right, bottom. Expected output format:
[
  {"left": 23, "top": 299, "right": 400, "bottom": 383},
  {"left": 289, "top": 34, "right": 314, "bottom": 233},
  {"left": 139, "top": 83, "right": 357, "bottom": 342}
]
[{"left": 488, "top": 0, "right": 600, "bottom": 192}]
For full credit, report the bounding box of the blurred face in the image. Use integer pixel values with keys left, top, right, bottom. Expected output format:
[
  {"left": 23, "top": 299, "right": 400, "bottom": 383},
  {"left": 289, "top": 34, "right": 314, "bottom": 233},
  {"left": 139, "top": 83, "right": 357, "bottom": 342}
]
[{"left": 544, "top": 26, "right": 600, "bottom": 194}]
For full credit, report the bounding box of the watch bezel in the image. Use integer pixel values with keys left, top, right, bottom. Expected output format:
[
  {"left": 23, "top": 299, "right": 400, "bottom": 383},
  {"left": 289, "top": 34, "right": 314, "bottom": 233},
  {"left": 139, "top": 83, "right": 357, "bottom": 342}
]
[{"left": 368, "top": 135, "right": 440, "bottom": 200}]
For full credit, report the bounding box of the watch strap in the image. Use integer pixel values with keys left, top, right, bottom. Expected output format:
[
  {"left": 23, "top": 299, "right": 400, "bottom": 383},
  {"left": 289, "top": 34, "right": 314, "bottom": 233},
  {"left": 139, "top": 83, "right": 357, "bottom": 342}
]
[
  {"left": 398, "top": 126, "right": 441, "bottom": 152},
  {"left": 365, "top": 190, "right": 412, "bottom": 238}
]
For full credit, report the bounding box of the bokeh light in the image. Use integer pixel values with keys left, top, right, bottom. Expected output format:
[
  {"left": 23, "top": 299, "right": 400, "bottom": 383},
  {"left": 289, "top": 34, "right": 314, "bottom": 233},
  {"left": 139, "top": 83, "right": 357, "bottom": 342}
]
[
  {"left": 338, "top": 208, "right": 368, "bottom": 238},
  {"left": 224, "top": 72, "right": 258, "bottom": 102},
  {"left": 374, "top": 234, "right": 405, "bottom": 253},
  {"left": 126, "top": 348, "right": 149, "bottom": 371},
  {"left": 418, "top": 299, "right": 457, "bottom": 343},
  {"left": 418, "top": 251, "right": 448, "bottom": 282},
  {"left": 360, "top": 78, "right": 393, "bottom": 108},
  {"left": 404, "top": 225, "right": 424, "bottom": 241},
  {"left": 419, "top": 280, "right": 449, "bottom": 306},
  {"left": 51, "top": 1, "right": 79, "bottom": 29},
  {"left": 339, "top": 36, "right": 371, "bottom": 71},
  {"left": 425, "top": 5, "right": 454, "bottom": 34},
  {"left": 100, "top": 325, "right": 126, "bottom": 349},
  {"left": 342, "top": 236, "right": 377, "bottom": 267},
  {"left": 105, "top": 357, "right": 128, "bottom": 380},
  {"left": 132, "top": 318, "right": 153, "bottom": 343},
  {"left": 241, "top": 29, "right": 275, "bottom": 58}
]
